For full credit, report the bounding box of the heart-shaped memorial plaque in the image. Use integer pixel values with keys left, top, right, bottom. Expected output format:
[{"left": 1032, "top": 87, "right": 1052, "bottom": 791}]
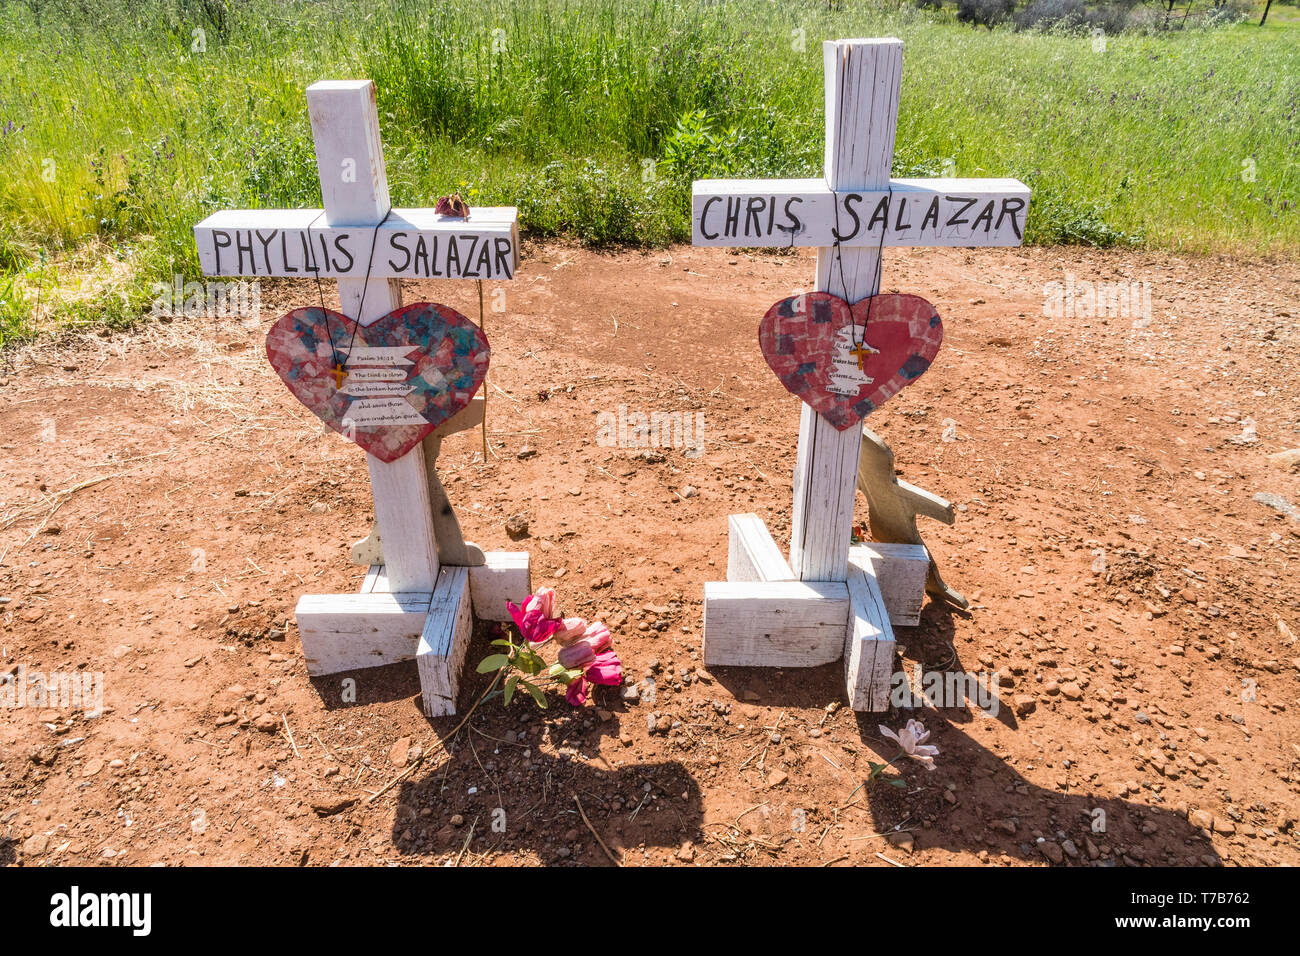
[
  {"left": 758, "top": 292, "right": 942, "bottom": 431},
  {"left": 266, "top": 302, "right": 489, "bottom": 463}
]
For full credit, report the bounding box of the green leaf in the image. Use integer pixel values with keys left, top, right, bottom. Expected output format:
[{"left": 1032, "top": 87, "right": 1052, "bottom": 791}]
[
  {"left": 545, "top": 661, "right": 566, "bottom": 677},
  {"left": 490, "top": 638, "right": 514, "bottom": 648},
  {"left": 888, "top": 778, "right": 907, "bottom": 789},
  {"left": 504, "top": 674, "right": 518, "bottom": 707},
  {"left": 476, "top": 654, "right": 510, "bottom": 673},
  {"left": 525, "top": 681, "right": 547, "bottom": 709}
]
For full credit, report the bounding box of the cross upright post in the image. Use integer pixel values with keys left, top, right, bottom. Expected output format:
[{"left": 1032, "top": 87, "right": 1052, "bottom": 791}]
[
  {"left": 792, "top": 39, "right": 903, "bottom": 584},
  {"left": 306, "top": 80, "right": 440, "bottom": 594}
]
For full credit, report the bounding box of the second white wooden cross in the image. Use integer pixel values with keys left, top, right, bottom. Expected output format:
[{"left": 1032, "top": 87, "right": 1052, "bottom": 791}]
[
  {"left": 193, "top": 81, "right": 529, "bottom": 717},
  {"left": 693, "top": 39, "right": 1030, "bottom": 710}
]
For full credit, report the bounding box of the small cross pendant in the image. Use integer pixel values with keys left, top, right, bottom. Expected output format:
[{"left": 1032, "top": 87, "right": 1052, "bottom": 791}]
[
  {"left": 850, "top": 343, "right": 877, "bottom": 372},
  {"left": 330, "top": 363, "right": 348, "bottom": 389}
]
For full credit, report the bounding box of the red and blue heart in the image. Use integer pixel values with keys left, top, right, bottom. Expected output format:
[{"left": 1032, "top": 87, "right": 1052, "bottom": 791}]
[
  {"left": 265, "top": 302, "right": 489, "bottom": 463},
  {"left": 758, "top": 292, "right": 942, "bottom": 430}
]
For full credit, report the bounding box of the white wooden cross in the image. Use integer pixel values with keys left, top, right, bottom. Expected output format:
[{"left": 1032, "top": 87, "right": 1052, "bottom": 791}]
[
  {"left": 193, "top": 80, "right": 529, "bottom": 717},
  {"left": 693, "top": 39, "right": 1030, "bottom": 710}
]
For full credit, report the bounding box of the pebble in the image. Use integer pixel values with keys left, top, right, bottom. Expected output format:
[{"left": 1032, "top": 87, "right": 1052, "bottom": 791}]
[
  {"left": 82, "top": 758, "right": 104, "bottom": 778},
  {"left": 389, "top": 736, "right": 411, "bottom": 768},
  {"left": 311, "top": 797, "right": 356, "bottom": 817},
  {"left": 1188, "top": 809, "right": 1214, "bottom": 830},
  {"left": 1013, "top": 695, "right": 1036, "bottom": 716},
  {"left": 1267, "top": 448, "right": 1300, "bottom": 472},
  {"left": 1060, "top": 681, "right": 1083, "bottom": 700},
  {"left": 765, "top": 769, "right": 789, "bottom": 788},
  {"left": 887, "top": 831, "right": 914, "bottom": 854},
  {"left": 253, "top": 713, "right": 279, "bottom": 733},
  {"left": 23, "top": 833, "right": 48, "bottom": 857},
  {"left": 1253, "top": 492, "right": 1297, "bottom": 520},
  {"left": 1038, "top": 840, "right": 1064, "bottom": 864},
  {"left": 505, "top": 514, "right": 530, "bottom": 539}
]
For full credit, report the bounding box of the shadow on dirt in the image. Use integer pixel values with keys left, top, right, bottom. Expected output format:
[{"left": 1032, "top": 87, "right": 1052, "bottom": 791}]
[
  {"left": 848, "top": 599, "right": 1223, "bottom": 867},
  {"left": 702, "top": 593, "right": 1221, "bottom": 867},
  {"left": 378, "top": 624, "right": 704, "bottom": 865}
]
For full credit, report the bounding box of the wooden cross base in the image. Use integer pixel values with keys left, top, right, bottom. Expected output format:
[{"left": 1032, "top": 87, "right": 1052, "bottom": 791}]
[
  {"left": 295, "top": 551, "right": 529, "bottom": 718},
  {"left": 702, "top": 514, "right": 929, "bottom": 712}
]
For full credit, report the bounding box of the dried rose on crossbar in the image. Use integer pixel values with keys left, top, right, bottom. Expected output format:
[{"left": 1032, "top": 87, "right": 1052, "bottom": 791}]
[{"left": 435, "top": 193, "right": 471, "bottom": 218}]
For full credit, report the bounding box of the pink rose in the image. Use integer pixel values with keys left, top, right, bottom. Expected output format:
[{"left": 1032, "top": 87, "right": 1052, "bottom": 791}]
[
  {"left": 553, "top": 617, "right": 588, "bottom": 645},
  {"left": 557, "top": 625, "right": 612, "bottom": 668},
  {"left": 582, "top": 622, "right": 611, "bottom": 651},
  {"left": 524, "top": 587, "right": 559, "bottom": 619},
  {"left": 565, "top": 676, "right": 588, "bottom": 707},
  {"left": 584, "top": 650, "right": 623, "bottom": 686},
  {"left": 506, "top": 599, "right": 562, "bottom": 645},
  {"left": 558, "top": 640, "right": 596, "bottom": 669}
]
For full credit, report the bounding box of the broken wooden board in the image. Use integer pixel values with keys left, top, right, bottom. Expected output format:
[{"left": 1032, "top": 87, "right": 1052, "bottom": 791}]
[
  {"left": 467, "top": 551, "right": 530, "bottom": 623},
  {"left": 702, "top": 580, "right": 849, "bottom": 668},
  {"left": 857, "top": 425, "right": 967, "bottom": 609},
  {"left": 361, "top": 551, "right": 528, "bottom": 624},
  {"left": 296, "top": 591, "right": 432, "bottom": 676},
  {"left": 848, "top": 542, "right": 929, "bottom": 627},
  {"left": 417, "top": 566, "right": 473, "bottom": 718},
  {"left": 726, "top": 513, "right": 794, "bottom": 583},
  {"left": 845, "top": 561, "right": 897, "bottom": 712}
]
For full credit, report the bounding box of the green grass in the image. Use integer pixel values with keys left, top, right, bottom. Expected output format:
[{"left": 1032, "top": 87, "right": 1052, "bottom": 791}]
[{"left": 0, "top": 0, "right": 1297, "bottom": 343}]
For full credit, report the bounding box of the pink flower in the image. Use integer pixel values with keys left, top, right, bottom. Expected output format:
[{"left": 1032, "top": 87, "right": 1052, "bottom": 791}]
[
  {"left": 524, "top": 587, "right": 559, "bottom": 620},
  {"left": 506, "top": 599, "right": 562, "bottom": 645},
  {"left": 558, "top": 640, "right": 595, "bottom": 669},
  {"left": 565, "top": 676, "right": 589, "bottom": 706},
  {"left": 879, "top": 719, "right": 939, "bottom": 771},
  {"left": 583, "top": 621, "right": 612, "bottom": 650},
  {"left": 435, "top": 194, "right": 470, "bottom": 218},
  {"left": 584, "top": 650, "right": 622, "bottom": 686},
  {"left": 557, "top": 623, "right": 612, "bottom": 669},
  {"left": 553, "top": 617, "right": 587, "bottom": 645},
  {"left": 563, "top": 650, "right": 623, "bottom": 708}
]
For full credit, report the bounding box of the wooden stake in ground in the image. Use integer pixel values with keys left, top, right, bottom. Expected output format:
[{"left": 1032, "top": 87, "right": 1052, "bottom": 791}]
[{"left": 692, "top": 38, "right": 1030, "bottom": 709}]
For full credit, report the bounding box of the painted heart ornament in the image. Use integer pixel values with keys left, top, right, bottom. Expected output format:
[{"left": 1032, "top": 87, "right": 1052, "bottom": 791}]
[
  {"left": 758, "top": 292, "right": 942, "bottom": 430},
  {"left": 265, "top": 302, "right": 489, "bottom": 463}
]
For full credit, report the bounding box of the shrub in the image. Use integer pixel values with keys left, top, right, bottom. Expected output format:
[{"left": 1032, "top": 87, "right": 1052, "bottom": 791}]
[{"left": 956, "top": 0, "right": 1018, "bottom": 28}]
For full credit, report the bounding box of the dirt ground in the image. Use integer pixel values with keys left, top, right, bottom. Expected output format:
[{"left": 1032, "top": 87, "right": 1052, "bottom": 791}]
[{"left": 2, "top": 242, "right": 1298, "bottom": 867}]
